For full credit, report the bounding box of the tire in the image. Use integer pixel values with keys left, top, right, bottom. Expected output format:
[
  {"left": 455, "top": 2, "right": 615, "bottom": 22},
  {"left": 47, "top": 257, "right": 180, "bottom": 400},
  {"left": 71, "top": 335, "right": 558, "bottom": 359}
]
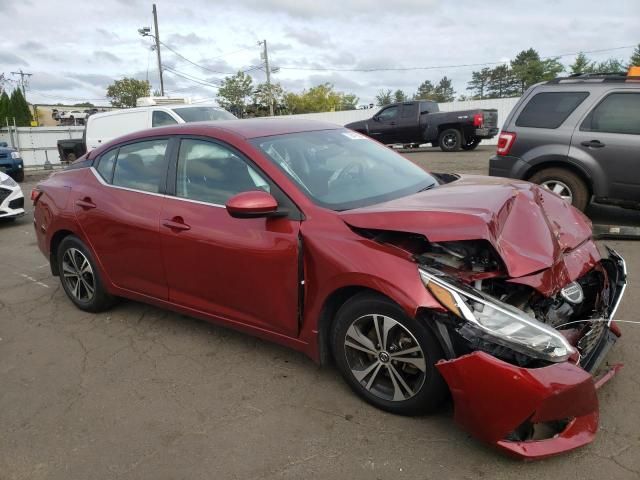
[
  {"left": 529, "top": 168, "right": 590, "bottom": 211},
  {"left": 13, "top": 169, "right": 24, "bottom": 182},
  {"left": 331, "top": 292, "right": 448, "bottom": 416},
  {"left": 461, "top": 137, "right": 480, "bottom": 151},
  {"left": 438, "top": 129, "right": 462, "bottom": 152},
  {"left": 57, "top": 235, "right": 116, "bottom": 312}
]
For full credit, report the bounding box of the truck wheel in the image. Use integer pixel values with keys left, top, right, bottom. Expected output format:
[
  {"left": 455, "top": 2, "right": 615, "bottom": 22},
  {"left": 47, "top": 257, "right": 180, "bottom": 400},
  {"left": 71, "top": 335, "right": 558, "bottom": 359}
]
[
  {"left": 529, "top": 168, "right": 590, "bottom": 211},
  {"left": 438, "top": 129, "right": 462, "bottom": 152},
  {"left": 461, "top": 137, "right": 480, "bottom": 151},
  {"left": 14, "top": 169, "right": 24, "bottom": 182}
]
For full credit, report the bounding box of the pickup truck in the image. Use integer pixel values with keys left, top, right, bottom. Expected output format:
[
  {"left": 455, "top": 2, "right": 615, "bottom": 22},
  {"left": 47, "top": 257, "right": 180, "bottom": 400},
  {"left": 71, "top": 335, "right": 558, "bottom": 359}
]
[{"left": 345, "top": 100, "right": 498, "bottom": 152}]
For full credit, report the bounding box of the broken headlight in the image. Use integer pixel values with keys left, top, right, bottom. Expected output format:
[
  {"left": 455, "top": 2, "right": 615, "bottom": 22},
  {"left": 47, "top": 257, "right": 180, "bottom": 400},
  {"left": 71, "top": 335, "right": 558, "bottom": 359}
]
[{"left": 419, "top": 267, "right": 575, "bottom": 362}]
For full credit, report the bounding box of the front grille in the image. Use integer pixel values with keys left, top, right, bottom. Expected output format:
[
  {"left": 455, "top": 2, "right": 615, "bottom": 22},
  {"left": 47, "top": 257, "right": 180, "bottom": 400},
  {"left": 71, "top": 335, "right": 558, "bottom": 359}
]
[
  {"left": 0, "top": 187, "right": 11, "bottom": 204},
  {"left": 8, "top": 197, "right": 23, "bottom": 209},
  {"left": 578, "top": 320, "right": 607, "bottom": 360}
]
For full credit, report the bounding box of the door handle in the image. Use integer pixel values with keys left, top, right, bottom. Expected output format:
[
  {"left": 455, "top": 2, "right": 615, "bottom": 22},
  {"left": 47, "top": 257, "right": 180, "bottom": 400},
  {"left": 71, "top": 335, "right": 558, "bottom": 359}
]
[
  {"left": 581, "top": 140, "right": 605, "bottom": 148},
  {"left": 75, "top": 198, "right": 96, "bottom": 209},
  {"left": 162, "top": 217, "right": 191, "bottom": 231}
]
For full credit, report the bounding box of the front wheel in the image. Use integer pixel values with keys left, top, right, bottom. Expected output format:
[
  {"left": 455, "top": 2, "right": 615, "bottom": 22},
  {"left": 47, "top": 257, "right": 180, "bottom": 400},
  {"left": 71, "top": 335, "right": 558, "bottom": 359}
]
[
  {"left": 331, "top": 293, "right": 447, "bottom": 416},
  {"left": 438, "top": 129, "right": 462, "bottom": 152},
  {"left": 57, "top": 235, "right": 116, "bottom": 312},
  {"left": 461, "top": 137, "right": 480, "bottom": 151}
]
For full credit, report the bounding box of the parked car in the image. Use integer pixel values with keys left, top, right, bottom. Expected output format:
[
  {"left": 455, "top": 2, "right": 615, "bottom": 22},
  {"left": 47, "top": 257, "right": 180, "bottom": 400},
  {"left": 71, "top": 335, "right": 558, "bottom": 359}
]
[
  {"left": 84, "top": 102, "right": 237, "bottom": 151},
  {"left": 0, "top": 142, "right": 24, "bottom": 182},
  {"left": 0, "top": 171, "right": 25, "bottom": 220},
  {"left": 345, "top": 100, "right": 498, "bottom": 152},
  {"left": 489, "top": 70, "right": 640, "bottom": 211},
  {"left": 32, "top": 119, "right": 626, "bottom": 459}
]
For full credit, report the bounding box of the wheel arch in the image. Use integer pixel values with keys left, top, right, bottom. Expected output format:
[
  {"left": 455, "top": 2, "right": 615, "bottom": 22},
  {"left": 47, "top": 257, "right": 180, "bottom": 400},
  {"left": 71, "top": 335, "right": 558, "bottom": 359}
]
[
  {"left": 49, "top": 229, "right": 77, "bottom": 276},
  {"left": 523, "top": 161, "right": 594, "bottom": 198}
]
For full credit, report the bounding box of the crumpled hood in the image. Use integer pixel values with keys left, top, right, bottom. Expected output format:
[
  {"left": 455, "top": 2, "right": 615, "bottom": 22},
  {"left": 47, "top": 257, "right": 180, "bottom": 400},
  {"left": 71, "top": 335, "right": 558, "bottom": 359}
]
[{"left": 340, "top": 175, "right": 593, "bottom": 278}]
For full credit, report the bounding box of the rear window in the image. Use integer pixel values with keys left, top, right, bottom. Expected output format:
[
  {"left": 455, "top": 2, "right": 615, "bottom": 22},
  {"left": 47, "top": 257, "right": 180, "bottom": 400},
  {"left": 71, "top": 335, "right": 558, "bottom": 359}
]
[
  {"left": 515, "top": 92, "right": 589, "bottom": 129},
  {"left": 581, "top": 93, "right": 640, "bottom": 135}
]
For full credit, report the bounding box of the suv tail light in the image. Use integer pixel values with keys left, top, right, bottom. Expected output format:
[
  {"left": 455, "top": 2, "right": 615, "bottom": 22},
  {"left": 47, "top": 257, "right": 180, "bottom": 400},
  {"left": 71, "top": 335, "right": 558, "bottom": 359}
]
[
  {"left": 473, "top": 113, "right": 484, "bottom": 128},
  {"left": 30, "top": 188, "right": 43, "bottom": 205},
  {"left": 496, "top": 132, "right": 516, "bottom": 156}
]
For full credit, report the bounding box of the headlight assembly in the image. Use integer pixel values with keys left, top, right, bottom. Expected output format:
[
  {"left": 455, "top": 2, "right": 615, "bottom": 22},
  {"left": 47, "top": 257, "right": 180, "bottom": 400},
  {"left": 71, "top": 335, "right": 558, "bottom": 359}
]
[
  {"left": 0, "top": 175, "right": 17, "bottom": 187},
  {"left": 10, "top": 151, "right": 21, "bottom": 160},
  {"left": 419, "top": 267, "right": 575, "bottom": 362}
]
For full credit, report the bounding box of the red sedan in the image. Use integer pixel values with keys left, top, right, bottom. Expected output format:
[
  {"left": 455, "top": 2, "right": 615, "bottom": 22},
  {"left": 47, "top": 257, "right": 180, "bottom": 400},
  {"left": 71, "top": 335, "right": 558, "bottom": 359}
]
[{"left": 32, "top": 119, "right": 627, "bottom": 459}]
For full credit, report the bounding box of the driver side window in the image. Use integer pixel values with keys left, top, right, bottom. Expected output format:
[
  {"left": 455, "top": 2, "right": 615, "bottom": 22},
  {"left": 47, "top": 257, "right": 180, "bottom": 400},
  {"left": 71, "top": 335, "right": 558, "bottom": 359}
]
[
  {"left": 176, "top": 139, "right": 269, "bottom": 205},
  {"left": 377, "top": 105, "right": 399, "bottom": 121}
]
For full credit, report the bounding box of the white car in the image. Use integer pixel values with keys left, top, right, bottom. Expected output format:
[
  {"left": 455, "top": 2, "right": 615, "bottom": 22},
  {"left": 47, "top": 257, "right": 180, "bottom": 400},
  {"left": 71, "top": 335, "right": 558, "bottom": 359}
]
[{"left": 0, "top": 171, "right": 25, "bottom": 220}]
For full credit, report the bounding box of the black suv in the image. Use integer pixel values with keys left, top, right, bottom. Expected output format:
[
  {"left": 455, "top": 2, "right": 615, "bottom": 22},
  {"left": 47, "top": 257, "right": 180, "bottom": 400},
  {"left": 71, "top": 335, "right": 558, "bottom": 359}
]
[{"left": 489, "top": 72, "right": 640, "bottom": 211}]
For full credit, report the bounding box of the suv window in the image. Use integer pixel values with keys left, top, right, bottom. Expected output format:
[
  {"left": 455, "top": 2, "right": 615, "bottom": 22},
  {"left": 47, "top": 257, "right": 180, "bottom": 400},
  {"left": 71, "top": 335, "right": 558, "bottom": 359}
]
[
  {"left": 96, "top": 149, "right": 117, "bottom": 182},
  {"left": 401, "top": 103, "right": 418, "bottom": 118},
  {"left": 581, "top": 93, "right": 640, "bottom": 135},
  {"left": 516, "top": 92, "right": 589, "bottom": 129},
  {"left": 176, "top": 139, "right": 269, "bottom": 205},
  {"left": 377, "top": 106, "right": 399, "bottom": 121},
  {"left": 112, "top": 139, "right": 168, "bottom": 193},
  {"left": 152, "top": 110, "right": 178, "bottom": 127}
]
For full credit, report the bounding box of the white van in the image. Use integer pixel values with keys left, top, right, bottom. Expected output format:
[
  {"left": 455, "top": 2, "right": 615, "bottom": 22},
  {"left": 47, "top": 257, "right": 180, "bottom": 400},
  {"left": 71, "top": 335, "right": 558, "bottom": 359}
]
[{"left": 85, "top": 102, "right": 236, "bottom": 151}]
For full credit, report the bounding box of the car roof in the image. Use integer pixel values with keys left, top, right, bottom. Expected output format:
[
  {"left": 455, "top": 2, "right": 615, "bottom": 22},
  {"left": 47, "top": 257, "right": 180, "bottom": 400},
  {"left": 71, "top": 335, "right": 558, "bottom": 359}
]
[{"left": 89, "top": 103, "right": 227, "bottom": 120}]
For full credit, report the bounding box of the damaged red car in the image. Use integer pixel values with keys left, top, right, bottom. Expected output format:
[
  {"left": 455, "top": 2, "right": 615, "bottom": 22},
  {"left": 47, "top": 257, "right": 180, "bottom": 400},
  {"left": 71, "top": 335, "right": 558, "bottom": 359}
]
[{"left": 32, "top": 119, "right": 627, "bottom": 459}]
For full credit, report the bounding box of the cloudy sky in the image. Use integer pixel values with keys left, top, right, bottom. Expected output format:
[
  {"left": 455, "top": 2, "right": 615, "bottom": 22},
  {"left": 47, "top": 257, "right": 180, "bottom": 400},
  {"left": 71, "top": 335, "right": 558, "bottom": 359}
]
[{"left": 1, "top": 0, "right": 638, "bottom": 107}]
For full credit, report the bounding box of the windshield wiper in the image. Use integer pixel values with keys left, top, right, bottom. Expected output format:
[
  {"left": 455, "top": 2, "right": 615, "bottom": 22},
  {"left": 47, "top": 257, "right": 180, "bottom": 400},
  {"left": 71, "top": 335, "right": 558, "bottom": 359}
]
[{"left": 417, "top": 182, "right": 437, "bottom": 193}]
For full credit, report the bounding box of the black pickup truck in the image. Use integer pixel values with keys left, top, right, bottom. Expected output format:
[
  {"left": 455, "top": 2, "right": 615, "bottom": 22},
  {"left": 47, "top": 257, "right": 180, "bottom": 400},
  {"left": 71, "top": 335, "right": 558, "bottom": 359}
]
[{"left": 345, "top": 100, "right": 498, "bottom": 152}]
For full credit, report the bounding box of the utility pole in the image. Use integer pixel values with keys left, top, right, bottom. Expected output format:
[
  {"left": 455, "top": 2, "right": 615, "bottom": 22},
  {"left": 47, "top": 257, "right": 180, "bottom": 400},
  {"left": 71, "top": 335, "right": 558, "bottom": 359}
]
[
  {"left": 11, "top": 69, "right": 32, "bottom": 97},
  {"left": 260, "top": 40, "right": 274, "bottom": 116},
  {"left": 152, "top": 4, "right": 165, "bottom": 96}
]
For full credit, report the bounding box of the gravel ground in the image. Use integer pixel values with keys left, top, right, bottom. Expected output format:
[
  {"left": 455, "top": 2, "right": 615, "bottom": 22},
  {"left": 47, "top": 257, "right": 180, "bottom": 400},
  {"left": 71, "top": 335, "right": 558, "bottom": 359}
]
[{"left": 1, "top": 151, "right": 638, "bottom": 479}]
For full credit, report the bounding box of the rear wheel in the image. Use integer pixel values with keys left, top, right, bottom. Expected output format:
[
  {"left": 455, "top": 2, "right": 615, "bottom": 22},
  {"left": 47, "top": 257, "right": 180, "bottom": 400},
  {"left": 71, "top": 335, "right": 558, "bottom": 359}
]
[
  {"left": 438, "top": 129, "right": 461, "bottom": 152},
  {"left": 57, "top": 235, "right": 116, "bottom": 312},
  {"left": 529, "top": 167, "right": 589, "bottom": 211},
  {"left": 461, "top": 137, "right": 480, "bottom": 151},
  {"left": 331, "top": 293, "right": 447, "bottom": 416}
]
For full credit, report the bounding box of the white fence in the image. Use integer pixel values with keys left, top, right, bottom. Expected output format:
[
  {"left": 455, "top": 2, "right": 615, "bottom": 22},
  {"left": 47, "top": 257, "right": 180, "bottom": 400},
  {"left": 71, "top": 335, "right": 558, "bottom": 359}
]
[
  {"left": 0, "top": 97, "right": 520, "bottom": 167},
  {"left": 0, "top": 126, "right": 84, "bottom": 167}
]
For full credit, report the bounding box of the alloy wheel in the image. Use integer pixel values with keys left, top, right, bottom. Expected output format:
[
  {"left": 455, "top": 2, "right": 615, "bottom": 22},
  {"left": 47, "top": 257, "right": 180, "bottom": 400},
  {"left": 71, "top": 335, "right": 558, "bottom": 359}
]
[
  {"left": 443, "top": 133, "right": 457, "bottom": 148},
  {"left": 343, "top": 314, "right": 427, "bottom": 402},
  {"left": 541, "top": 180, "right": 573, "bottom": 204},
  {"left": 62, "top": 248, "right": 95, "bottom": 302}
]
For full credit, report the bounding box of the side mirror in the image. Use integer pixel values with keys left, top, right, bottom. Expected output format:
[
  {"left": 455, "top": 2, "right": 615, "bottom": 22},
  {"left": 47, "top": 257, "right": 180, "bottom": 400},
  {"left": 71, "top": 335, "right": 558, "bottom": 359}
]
[
  {"left": 372, "top": 115, "right": 380, "bottom": 122},
  {"left": 225, "top": 191, "right": 280, "bottom": 218}
]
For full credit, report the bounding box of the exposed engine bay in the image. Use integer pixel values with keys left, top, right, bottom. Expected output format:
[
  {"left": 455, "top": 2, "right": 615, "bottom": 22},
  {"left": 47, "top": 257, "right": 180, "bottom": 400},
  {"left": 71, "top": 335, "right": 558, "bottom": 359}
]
[{"left": 354, "top": 228, "right": 618, "bottom": 370}]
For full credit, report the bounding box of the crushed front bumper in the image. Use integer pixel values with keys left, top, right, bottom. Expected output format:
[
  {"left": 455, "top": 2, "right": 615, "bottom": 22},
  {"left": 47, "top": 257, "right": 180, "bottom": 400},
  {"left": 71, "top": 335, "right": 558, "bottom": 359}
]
[{"left": 436, "top": 248, "right": 627, "bottom": 460}]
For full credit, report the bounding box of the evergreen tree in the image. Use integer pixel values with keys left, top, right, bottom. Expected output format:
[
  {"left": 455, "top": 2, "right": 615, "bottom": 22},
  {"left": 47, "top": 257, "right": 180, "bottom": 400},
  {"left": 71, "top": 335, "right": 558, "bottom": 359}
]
[
  {"left": 466, "top": 67, "right": 492, "bottom": 99},
  {"left": 375, "top": 89, "right": 393, "bottom": 106},
  {"left": 10, "top": 89, "right": 32, "bottom": 126},
  {"left": 511, "top": 48, "right": 564, "bottom": 93},
  {"left": 592, "top": 58, "right": 626, "bottom": 73},
  {"left": 414, "top": 80, "right": 435, "bottom": 100},
  {"left": 432, "top": 76, "right": 455, "bottom": 103},
  {"left": 570, "top": 53, "right": 594, "bottom": 75},
  {"left": 393, "top": 89, "right": 408, "bottom": 103},
  {"left": 487, "top": 65, "right": 519, "bottom": 98},
  {"left": 0, "top": 91, "right": 10, "bottom": 125},
  {"left": 631, "top": 44, "right": 640, "bottom": 66}
]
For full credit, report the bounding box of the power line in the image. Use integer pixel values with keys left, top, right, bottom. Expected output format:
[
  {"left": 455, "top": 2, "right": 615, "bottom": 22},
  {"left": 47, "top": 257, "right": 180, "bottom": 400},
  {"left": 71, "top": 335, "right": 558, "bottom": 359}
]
[
  {"left": 163, "top": 66, "right": 221, "bottom": 88},
  {"left": 277, "top": 45, "right": 637, "bottom": 72}
]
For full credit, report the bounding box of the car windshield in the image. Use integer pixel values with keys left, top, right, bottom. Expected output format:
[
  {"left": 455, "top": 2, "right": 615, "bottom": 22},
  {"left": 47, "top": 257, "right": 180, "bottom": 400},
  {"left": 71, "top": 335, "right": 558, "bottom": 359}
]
[
  {"left": 172, "top": 106, "right": 237, "bottom": 122},
  {"left": 252, "top": 129, "right": 437, "bottom": 210}
]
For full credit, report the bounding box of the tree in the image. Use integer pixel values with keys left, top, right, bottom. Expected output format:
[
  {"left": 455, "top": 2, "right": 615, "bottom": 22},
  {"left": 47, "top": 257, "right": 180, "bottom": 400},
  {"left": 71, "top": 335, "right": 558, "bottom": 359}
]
[
  {"left": 432, "top": 76, "right": 455, "bottom": 103},
  {"left": 393, "top": 89, "right": 408, "bottom": 103},
  {"left": 592, "top": 58, "right": 626, "bottom": 73},
  {"left": 414, "top": 80, "right": 435, "bottom": 100},
  {"left": 250, "top": 82, "right": 286, "bottom": 116},
  {"left": 466, "top": 67, "right": 492, "bottom": 99},
  {"left": 341, "top": 93, "right": 359, "bottom": 110},
  {"left": 283, "top": 83, "right": 354, "bottom": 114},
  {"left": 10, "top": 88, "right": 32, "bottom": 126},
  {"left": 216, "top": 71, "right": 254, "bottom": 117},
  {"left": 631, "top": 44, "right": 640, "bottom": 67},
  {"left": 487, "top": 65, "right": 519, "bottom": 98},
  {"left": 0, "top": 91, "right": 10, "bottom": 124},
  {"left": 570, "top": 52, "right": 594, "bottom": 75},
  {"left": 511, "top": 48, "right": 564, "bottom": 93},
  {"left": 73, "top": 102, "right": 95, "bottom": 108},
  {"left": 106, "top": 78, "right": 151, "bottom": 108},
  {"left": 375, "top": 89, "right": 393, "bottom": 106}
]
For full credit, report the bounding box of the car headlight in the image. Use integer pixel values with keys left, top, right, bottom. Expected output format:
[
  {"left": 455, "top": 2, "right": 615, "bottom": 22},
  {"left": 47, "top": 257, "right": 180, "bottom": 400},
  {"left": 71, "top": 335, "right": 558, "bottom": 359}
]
[
  {"left": 10, "top": 151, "right": 21, "bottom": 160},
  {"left": 419, "top": 267, "right": 575, "bottom": 362},
  {"left": 0, "top": 175, "right": 17, "bottom": 187}
]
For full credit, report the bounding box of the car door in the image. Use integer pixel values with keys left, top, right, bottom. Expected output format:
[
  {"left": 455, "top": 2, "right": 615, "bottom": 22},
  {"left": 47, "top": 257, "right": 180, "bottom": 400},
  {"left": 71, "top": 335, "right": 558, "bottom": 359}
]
[
  {"left": 368, "top": 105, "right": 400, "bottom": 144},
  {"left": 74, "top": 137, "right": 172, "bottom": 299},
  {"left": 396, "top": 102, "right": 419, "bottom": 143},
  {"left": 159, "top": 137, "right": 302, "bottom": 337},
  {"left": 570, "top": 91, "right": 640, "bottom": 202}
]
